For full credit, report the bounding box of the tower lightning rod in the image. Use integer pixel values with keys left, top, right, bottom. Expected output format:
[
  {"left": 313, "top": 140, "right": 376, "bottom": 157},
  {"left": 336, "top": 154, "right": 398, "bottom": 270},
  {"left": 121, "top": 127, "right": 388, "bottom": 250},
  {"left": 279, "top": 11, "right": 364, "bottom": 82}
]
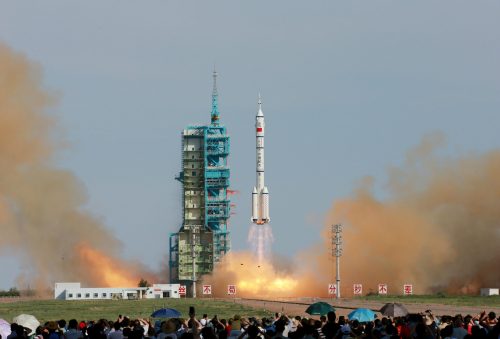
[
  {"left": 332, "top": 224, "right": 343, "bottom": 299},
  {"left": 211, "top": 68, "right": 220, "bottom": 125}
]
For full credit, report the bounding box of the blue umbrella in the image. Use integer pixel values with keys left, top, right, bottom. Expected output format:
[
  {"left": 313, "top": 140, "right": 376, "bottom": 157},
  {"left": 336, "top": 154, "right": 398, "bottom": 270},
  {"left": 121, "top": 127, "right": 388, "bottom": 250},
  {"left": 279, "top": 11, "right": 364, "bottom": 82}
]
[
  {"left": 151, "top": 308, "right": 181, "bottom": 318},
  {"left": 347, "top": 308, "right": 376, "bottom": 322}
]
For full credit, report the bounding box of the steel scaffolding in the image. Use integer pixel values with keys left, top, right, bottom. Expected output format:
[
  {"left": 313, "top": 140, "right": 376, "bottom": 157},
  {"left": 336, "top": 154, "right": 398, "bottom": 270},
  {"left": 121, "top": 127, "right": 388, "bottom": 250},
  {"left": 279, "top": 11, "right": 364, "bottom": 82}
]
[{"left": 169, "top": 71, "right": 231, "bottom": 295}]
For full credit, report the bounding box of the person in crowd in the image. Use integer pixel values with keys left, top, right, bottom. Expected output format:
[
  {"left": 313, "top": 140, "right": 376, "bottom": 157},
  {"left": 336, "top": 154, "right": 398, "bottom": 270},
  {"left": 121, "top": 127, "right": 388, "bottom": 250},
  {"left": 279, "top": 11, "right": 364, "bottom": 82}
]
[
  {"left": 65, "top": 320, "right": 83, "bottom": 339},
  {"left": 58, "top": 321, "right": 67, "bottom": 335},
  {"left": 337, "top": 323, "right": 351, "bottom": 339},
  {"left": 47, "top": 321, "right": 60, "bottom": 339},
  {"left": 272, "top": 320, "right": 287, "bottom": 339},
  {"left": 7, "top": 324, "right": 18, "bottom": 339},
  {"left": 200, "top": 316, "right": 209, "bottom": 329},
  {"left": 481, "top": 312, "right": 497, "bottom": 331},
  {"left": 322, "top": 312, "right": 339, "bottom": 339},
  {"left": 208, "top": 317, "right": 226, "bottom": 339},
  {"left": 129, "top": 325, "right": 144, "bottom": 339},
  {"left": 157, "top": 320, "right": 177, "bottom": 339},
  {"left": 452, "top": 317, "right": 468, "bottom": 339},
  {"left": 226, "top": 320, "right": 233, "bottom": 338},
  {"left": 287, "top": 318, "right": 301, "bottom": 339},
  {"left": 237, "top": 325, "right": 270, "bottom": 339},
  {"left": 302, "top": 319, "right": 317, "bottom": 339},
  {"left": 313, "top": 319, "right": 325, "bottom": 339},
  {"left": 33, "top": 326, "right": 44, "bottom": 339},
  {"left": 319, "top": 317, "right": 327, "bottom": 329},
  {"left": 108, "top": 322, "right": 123, "bottom": 339},
  {"left": 228, "top": 317, "right": 242, "bottom": 339},
  {"left": 145, "top": 327, "right": 156, "bottom": 339},
  {"left": 201, "top": 327, "right": 217, "bottom": 339}
]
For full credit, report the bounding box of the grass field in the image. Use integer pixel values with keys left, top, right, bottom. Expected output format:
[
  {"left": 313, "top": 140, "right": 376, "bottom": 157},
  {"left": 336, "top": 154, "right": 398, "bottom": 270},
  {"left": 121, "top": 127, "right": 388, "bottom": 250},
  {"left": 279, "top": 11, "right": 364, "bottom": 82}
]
[{"left": 0, "top": 298, "right": 270, "bottom": 323}]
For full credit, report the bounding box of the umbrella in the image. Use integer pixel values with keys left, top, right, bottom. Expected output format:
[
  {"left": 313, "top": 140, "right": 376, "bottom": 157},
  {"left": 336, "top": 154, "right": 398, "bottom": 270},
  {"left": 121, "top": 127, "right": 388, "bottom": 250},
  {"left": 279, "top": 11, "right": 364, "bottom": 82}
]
[
  {"left": 13, "top": 314, "right": 40, "bottom": 334},
  {"left": 0, "top": 319, "right": 11, "bottom": 339},
  {"left": 347, "top": 308, "right": 376, "bottom": 322},
  {"left": 380, "top": 303, "right": 409, "bottom": 317},
  {"left": 305, "top": 302, "right": 336, "bottom": 316},
  {"left": 151, "top": 308, "right": 181, "bottom": 318}
]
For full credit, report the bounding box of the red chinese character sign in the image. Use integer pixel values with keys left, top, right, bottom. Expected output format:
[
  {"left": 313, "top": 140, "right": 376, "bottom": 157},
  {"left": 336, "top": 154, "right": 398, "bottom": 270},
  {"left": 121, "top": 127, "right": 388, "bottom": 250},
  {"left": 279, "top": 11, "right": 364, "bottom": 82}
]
[
  {"left": 353, "top": 284, "right": 363, "bottom": 295},
  {"left": 403, "top": 284, "right": 413, "bottom": 295},
  {"left": 328, "top": 284, "right": 337, "bottom": 295},
  {"left": 227, "top": 284, "right": 236, "bottom": 295},
  {"left": 378, "top": 284, "right": 388, "bottom": 295},
  {"left": 178, "top": 285, "right": 186, "bottom": 296},
  {"left": 202, "top": 285, "right": 212, "bottom": 295}
]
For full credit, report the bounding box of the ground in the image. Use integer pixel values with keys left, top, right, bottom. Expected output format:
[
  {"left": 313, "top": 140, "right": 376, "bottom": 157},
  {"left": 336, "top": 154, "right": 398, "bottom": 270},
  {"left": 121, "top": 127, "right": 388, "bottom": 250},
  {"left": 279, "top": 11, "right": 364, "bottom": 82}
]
[{"left": 0, "top": 296, "right": 498, "bottom": 323}]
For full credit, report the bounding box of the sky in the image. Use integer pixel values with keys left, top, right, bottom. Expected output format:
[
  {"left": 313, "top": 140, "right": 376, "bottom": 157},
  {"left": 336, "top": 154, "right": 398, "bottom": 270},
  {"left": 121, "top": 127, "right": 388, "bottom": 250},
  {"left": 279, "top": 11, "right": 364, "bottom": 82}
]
[{"left": 0, "top": 1, "right": 499, "bottom": 289}]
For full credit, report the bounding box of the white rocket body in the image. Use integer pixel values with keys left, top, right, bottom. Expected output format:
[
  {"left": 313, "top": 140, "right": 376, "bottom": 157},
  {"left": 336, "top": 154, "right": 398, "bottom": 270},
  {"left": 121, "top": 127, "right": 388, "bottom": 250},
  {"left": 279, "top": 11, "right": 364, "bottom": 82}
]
[{"left": 252, "top": 96, "right": 270, "bottom": 225}]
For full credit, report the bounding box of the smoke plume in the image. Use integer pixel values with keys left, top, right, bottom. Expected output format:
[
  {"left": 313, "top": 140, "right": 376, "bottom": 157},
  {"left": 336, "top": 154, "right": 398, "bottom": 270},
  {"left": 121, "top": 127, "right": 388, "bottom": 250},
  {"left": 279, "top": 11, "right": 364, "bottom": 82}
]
[
  {"left": 0, "top": 43, "right": 153, "bottom": 289},
  {"left": 325, "top": 133, "right": 500, "bottom": 294},
  {"left": 206, "top": 134, "right": 500, "bottom": 297}
]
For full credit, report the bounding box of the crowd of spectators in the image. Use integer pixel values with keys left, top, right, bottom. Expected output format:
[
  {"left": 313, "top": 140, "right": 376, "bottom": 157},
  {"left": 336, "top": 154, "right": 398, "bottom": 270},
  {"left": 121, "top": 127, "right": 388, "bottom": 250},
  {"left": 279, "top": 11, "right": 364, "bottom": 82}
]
[{"left": 3, "top": 309, "right": 499, "bottom": 339}]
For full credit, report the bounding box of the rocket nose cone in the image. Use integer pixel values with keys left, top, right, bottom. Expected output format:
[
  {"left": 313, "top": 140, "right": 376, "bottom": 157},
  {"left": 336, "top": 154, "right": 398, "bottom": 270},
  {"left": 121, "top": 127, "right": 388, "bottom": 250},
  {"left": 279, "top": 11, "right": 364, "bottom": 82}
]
[
  {"left": 252, "top": 187, "right": 258, "bottom": 193},
  {"left": 257, "top": 94, "right": 264, "bottom": 117},
  {"left": 262, "top": 186, "right": 269, "bottom": 193}
]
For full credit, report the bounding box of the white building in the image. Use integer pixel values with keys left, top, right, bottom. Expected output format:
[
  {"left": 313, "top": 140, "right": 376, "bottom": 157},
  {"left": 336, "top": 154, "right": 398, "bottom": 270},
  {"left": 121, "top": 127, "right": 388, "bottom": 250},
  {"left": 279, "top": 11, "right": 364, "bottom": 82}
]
[
  {"left": 480, "top": 288, "right": 499, "bottom": 296},
  {"left": 54, "top": 282, "right": 181, "bottom": 300}
]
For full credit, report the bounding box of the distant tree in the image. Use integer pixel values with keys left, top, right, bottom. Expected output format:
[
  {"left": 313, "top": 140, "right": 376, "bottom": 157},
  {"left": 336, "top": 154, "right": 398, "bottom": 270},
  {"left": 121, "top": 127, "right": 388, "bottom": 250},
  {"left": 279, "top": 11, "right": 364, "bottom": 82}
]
[
  {"left": 0, "top": 287, "right": 20, "bottom": 297},
  {"left": 138, "top": 278, "right": 151, "bottom": 287}
]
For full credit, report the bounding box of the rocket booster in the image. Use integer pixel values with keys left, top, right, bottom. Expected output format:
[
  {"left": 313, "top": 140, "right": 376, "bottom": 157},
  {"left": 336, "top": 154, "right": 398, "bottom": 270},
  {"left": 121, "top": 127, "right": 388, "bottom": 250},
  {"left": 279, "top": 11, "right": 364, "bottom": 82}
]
[{"left": 252, "top": 95, "right": 270, "bottom": 225}]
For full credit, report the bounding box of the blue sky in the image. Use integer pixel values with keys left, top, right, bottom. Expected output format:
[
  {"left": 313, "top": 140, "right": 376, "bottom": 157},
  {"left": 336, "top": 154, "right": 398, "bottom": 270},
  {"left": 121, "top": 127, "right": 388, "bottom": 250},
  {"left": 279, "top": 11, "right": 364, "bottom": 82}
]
[{"left": 0, "top": 1, "right": 499, "bottom": 288}]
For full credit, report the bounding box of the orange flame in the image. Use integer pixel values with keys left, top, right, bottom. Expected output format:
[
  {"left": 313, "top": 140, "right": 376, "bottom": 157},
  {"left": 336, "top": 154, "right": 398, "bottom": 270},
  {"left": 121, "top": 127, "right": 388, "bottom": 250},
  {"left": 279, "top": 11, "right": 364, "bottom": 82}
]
[
  {"left": 203, "top": 252, "right": 302, "bottom": 297},
  {"left": 237, "top": 262, "right": 299, "bottom": 296}
]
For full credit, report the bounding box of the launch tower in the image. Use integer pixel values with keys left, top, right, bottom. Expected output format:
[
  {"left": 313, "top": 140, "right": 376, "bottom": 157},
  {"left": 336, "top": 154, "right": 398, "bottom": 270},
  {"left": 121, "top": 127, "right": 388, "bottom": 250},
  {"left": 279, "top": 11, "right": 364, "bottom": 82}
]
[{"left": 169, "top": 71, "right": 231, "bottom": 295}]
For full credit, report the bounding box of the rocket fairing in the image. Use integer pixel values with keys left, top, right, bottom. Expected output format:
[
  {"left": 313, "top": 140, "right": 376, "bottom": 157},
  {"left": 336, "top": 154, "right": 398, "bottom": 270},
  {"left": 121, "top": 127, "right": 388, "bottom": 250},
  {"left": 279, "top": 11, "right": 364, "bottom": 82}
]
[{"left": 251, "top": 95, "right": 270, "bottom": 225}]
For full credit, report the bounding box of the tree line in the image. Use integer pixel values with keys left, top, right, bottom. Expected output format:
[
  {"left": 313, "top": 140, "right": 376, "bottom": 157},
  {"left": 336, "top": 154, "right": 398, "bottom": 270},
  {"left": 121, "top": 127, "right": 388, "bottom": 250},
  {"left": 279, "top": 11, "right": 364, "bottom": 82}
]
[{"left": 0, "top": 287, "right": 21, "bottom": 297}]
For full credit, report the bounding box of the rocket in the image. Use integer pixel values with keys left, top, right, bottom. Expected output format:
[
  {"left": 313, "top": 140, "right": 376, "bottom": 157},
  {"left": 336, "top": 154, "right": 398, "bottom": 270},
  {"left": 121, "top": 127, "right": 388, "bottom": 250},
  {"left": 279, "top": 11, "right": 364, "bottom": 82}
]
[{"left": 252, "top": 94, "right": 270, "bottom": 225}]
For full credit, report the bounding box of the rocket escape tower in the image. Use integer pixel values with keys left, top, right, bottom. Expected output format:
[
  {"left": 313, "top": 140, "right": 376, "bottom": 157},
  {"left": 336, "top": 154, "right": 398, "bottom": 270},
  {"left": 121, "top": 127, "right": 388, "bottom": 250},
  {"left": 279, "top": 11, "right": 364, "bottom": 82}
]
[{"left": 169, "top": 71, "right": 231, "bottom": 292}]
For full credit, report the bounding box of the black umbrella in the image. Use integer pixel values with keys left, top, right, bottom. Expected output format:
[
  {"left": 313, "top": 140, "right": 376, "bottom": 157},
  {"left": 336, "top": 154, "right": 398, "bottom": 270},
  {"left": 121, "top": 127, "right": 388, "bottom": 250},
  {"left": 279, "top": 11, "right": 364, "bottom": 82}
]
[{"left": 379, "top": 303, "right": 408, "bottom": 317}]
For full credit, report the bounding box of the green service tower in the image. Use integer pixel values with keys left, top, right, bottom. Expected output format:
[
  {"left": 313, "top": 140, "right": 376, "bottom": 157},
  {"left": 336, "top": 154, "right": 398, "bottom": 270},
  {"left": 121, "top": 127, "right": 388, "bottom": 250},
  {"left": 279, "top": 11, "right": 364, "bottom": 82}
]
[{"left": 169, "top": 71, "right": 231, "bottom": 297}]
